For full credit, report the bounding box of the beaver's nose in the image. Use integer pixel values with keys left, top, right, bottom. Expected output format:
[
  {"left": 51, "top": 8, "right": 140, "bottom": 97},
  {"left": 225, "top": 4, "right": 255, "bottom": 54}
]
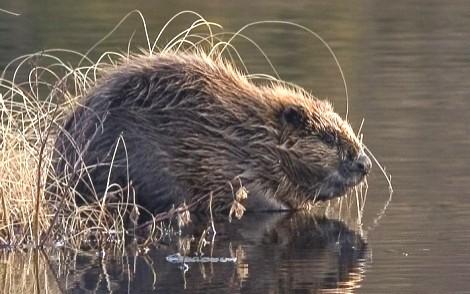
[{"left": 353, "top": 152, "right": 372, "bottom": 175}]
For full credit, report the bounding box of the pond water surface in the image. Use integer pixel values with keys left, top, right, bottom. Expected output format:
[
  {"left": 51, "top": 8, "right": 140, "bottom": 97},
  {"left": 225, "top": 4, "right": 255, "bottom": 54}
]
[{"left": 1, "top": 0, "right": 470, "bottom": 293}]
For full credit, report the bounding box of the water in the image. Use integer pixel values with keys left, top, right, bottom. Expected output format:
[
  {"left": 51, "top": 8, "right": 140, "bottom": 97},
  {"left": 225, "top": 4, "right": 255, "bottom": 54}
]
[{"left": 1, "top": 0, "right": 470, "bottom": 293}]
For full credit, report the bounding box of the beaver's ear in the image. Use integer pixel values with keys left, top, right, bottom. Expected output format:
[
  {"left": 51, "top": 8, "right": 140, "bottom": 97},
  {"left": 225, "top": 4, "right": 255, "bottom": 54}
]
[{"left": 280, "top": 105, "right": 306, "bottom": 129}]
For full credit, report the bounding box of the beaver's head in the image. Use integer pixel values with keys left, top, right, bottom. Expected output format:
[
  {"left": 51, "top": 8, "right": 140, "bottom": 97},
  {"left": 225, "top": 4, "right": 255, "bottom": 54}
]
[{"left": 264, "top": 87, "right": 371, "bottom": 206}]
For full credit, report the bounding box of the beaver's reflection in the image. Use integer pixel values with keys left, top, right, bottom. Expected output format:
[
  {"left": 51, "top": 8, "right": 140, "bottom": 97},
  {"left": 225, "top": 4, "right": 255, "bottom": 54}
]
[{"left": 66, "top": 213, "right": 367, "bottom": 293}]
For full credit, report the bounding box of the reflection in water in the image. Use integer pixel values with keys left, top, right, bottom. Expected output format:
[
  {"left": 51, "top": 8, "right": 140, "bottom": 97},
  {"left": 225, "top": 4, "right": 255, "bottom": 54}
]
[
  {"left": 0, "top": 250, "right": 62, "bottom": 294},
  {"left": 0, "top": 213, "right": 367, "bottom": 293}
]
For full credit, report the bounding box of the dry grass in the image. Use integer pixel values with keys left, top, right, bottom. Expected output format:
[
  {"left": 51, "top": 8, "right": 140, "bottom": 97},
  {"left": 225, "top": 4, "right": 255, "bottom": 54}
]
[{"left": 0, "top": 11, "right": 391, "bottom": 250}]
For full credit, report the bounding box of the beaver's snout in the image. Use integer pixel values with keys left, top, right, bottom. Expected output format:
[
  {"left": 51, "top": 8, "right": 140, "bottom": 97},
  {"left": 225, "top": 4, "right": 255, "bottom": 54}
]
[
  {"left": 350, "top": 152, "right": 372, "bottom": 176},
  {"left": 340, "top": 152, "right": 372, "bottom": 178},
  {"left": 313, "top": 152, "right": 371, "bottom": 201}
]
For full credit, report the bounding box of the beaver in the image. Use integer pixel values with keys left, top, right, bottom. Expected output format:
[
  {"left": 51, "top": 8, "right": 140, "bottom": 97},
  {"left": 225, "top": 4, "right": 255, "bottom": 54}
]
[{"left": 53, "top": 52, "right": 371, "bottom": 215}]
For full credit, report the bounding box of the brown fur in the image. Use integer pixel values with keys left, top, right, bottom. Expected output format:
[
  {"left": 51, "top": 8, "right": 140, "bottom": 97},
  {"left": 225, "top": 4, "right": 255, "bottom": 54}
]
[{"left": 53, "top": 52, "right": 370, "bottom": 215}]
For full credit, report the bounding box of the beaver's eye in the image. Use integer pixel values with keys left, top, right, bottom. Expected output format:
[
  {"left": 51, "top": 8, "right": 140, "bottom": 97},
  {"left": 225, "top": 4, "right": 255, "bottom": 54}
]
[
  {"left": 281, "top": 105, "right": 306, "bottom": 129},
  {"left": 322, "top": 133, "right": 336, "bottom": 145}
]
